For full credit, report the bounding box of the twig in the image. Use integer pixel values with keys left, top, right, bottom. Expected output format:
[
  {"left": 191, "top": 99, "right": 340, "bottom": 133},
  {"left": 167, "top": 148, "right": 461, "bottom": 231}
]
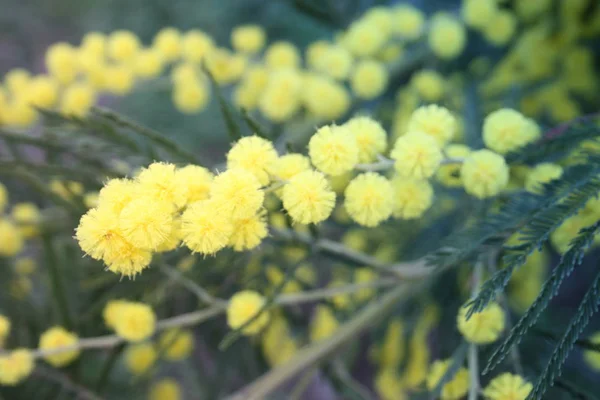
[
  {"left": 275, "top": 279, "right": 396, "bottom": 305},
  {"left": 468, "top": 260, "right": 483, "bottom": 400},
  {"left": 34, "top": 365, "right": 105, "bottom": 400},
  {"left": 289, "top": 367, "right": 319, "bottom": 400},
  {"left": 355, "top": 156, "right": 464, "bottom": 172},
  {"left": 43, "top": 234, "right": 74, "bottom": 330},
  {"left": 159, "top": 264, "right": 226, "bottom": 306},
  {"left": 333, "top": 359, "right": 375, "bottom": 400}
]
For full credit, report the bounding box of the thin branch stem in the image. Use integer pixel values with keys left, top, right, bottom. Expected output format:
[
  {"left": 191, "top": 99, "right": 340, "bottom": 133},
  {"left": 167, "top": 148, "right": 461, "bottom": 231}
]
[
  {"left": 159, "top": 264, "right": 227, "bottom": 306},
  {"left": 34, "top": 365, "right": 105, "bottom": 400},
  {"left": 468, "top": 260, "right": 483, "bottom": 400},
  {"left": 275, "top": 279, "right": 396, "bottom": 306},
  {"left": 355, "top": 156, "right": 464, "bottom": 172}
]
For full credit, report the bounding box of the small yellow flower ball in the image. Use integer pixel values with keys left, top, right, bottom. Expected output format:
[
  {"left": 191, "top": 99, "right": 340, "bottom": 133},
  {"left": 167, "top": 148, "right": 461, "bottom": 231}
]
[
  {"left": 175, "top": 165, "right": 213, "bottom": 204},
  {"left": 462, "top": 0, "right": 498, "bottom": 29},
  {"left": 310, "top": 305, "right": 339, "bottom": 342},
  {"left": 210, "top": 168, "right": 264, "bottom": 219},
  {"left": 134, "top": 49, "right": 165, "bottom": 78},
  {"left": 375, "top": 368, "right": 405, "bottom": 400},
  {"left": 0, "top": 349, "right": 34, "bottom": 386},
  {"left": 306, "top": 40, "right": 330, "bottom": 70},
  {"left": 483, "top": 109, "right": 538, "bottom": 154},
  {"left": 80, "top": 32, "right": 106, "bottom": 58},
  {"left": 103, "top": 64, "right": 135, "bottom": 95},
  {"left": 437, "top": 144, "right": 471, "bottom": 187},
  {"left": 231, "top": 25, "right": 266, "bottom": 54},
  {"left": 181, "top": 200, "right": 234, "bottom": 255},
  {"left": 119, "top": 198, "right": 174, "bottom": 250},
  {"left": 426, "top": 359, "right": 470, "bottom": 400},
  {"left": 309, "top": 124, "right": 359, "bottom": 176},
  {"left": 14, "top": 257, "right": 36, "bottom": 275},
  {"left": 149, "top": 379, "right": 182, "bottom": 400},
  {"left": 125, "top": 342, "right": 157, "bottom": 375},
  {"left": 172, "top": 80, "right": 209, "bottom": 113},
  {"left": 525, "top": 163, "right": 563, "bottom": 193},
  {"left": 61, "top": 82, "right": 96, "bottom": 117},
  {"left": 342, "top": 21, "right": 387, "bottom": 57},
  {"left": 0, "top": 315, "right": 10, "bottom": 343},
  {"left": 344, "top": 173, "right": 394, "bottom": 227},
  {"left": 103, "top": 299, "right": 128, "bottom": 329},
  {"left": 259, "top": 69, "right": 302, "bottom": 122},
  {"left": 461, "top": 149, "right": 509, "bottom": 198},
  {"left": 45, "top": 42, "right": 78, "bottom": 84},
  {"left": 282, "top": 170, "right": 336, "bottom": 224},
  {"left": 411, "top": 70, "right": 445, "bottom": 102},
  {"left": 392, "top": 5, "right": 425, "bottom": 40},
  {"left": 39, "top": 327, "right": 80, "bottom": 367},
  {"left": 113, "top": 302, "right": 156, "bottom": 342},
  {"left": 351, "top": 60, "right": 388, "bottom": 100},
  {"left": 0, "top": 219, "right": 24, "bottom": 257},
  {"left": 483, "top": 10, "right": 517, "bottom": 46},
  {"left": 302, "top": 74, "right": 350, "bottom": 120},
  {"left": 12, "top": 202, "right": 40, "bottom": 238},
  {"left": 137, "top": 162, "right": 188, "bottom": 209},
  {"left": 159, "top": 329, "right": 194, "bottom": 361},
  {"left": 428, "top": 13, "right": 467, "bottom": 60},
  {"left": 390, "top": 132, "right": 443, "bottom": 179},
  {"left": 229, "top": 213, "right": 268, "bottom": 251},
  {"left": 343, "top": 116, "right": 387, "bottom": 163},
  {"left": 24, "top": 76, "right": 59, "bottom": 108},
  {"left": 407, "top": 105, "right": 456, "bottom": 146},
  {"left": 1, "top": 100, "right": 37, "bottom": 127},
  {"left": 315, "top": 44, "right": 354, "bottom": 81},
  {"left": 272, "top": 154, "right": 311, "bottom": 182},
  {"left": 457, "top": 302, "right": 505, "bottom": 344},
  {"left": 482, "top": 373, "right": 533, "bottom": 400},
  {"left": 227, "top": 135, "right": 279, "bottom": 186},
  {"left": 97, "top": 178, "right": 138, "bottom": 214},
  {"left": 4, "top": 69, "right": 31, "bottom": 95},
  {"left": 107, "top": 30, "right": 140, "bottom": 62},
  {"left": 265, "top": 41, "right": 300, "bottom": 70},
  {"left": 204, "top": 48, "right": 247, "bottom": 85},
  {"left": 391, "top": 177, "right": 434, "bottom": 219},
  {"left": 227, "top": 290, "right": 270, "bottom": 335},
  {"left": 181, "top": 30, "right": 215, "bottom": 63},
  {"left": 153, "top": 27, "right": 182, "bottom": 61},
  {"left": 583, "top": 332, "right": 600, "bottom": 370}
]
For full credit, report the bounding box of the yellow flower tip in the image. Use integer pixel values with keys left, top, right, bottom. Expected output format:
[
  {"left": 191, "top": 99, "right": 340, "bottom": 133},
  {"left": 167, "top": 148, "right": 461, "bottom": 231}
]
[
  {"left": 173, "top": 78, "right": 209, "bottom": 113},
  {"left": 229, "top": 213, "right": 268, "bottom": 251},
  {"left": 461, "top": 149, "right": 509, "bottom": 198},
  {"left": 343, "top": 116, "right": 388, "bottom": 164},
  {"left": 181, "top": 30, "right": 215, "bottom": 63},
  {"left": 391, "top": 177, "right": 434, "bottom": 219},
  {"left": 428, "top": 13, "right": 467, "bottom": 60},
  {"left": 181, "top": 200, "right": 233, "bottom": 255},
  {"left": 0, "top": 219, "right": 24, "bottom": 257},
  {"left": 344, "top": 173, "right": 394, "bottom": 227},
  {"left": 525, "top": 163, "right": 563, "bottom": 193},
  {"left": 282, "top": 170, "right": 336, "bottom": 225},
  {"left": 0, "top": 349, "right": 34, "bottom": 386},
  {"left": 113, "top": 301, "right": 156, "bottom": 342},
  {"left": 309, "top": 124, "right": 359, "bottom": 176},
  {"left": 272, "top": 154, "right": 311, "bottom": 182},
  {"left": 0, "top": 315, "right": 10, "bottom": 342},
  {"left": 315, "top": 44, "right": 353, "bottom": 81},
  {"left": 24, "top": 75, "right": 59, "bottom": 109},
  {"left": 457, "top": 302, "right": 505, "bottom": 344},
  {"left": 149, "top": 379, "right": 182, "bottom": 400},
  {"left": 484, "top": 10, "right": 517, "bottom": 46},
  {"left": 75, "top": 206, "right": 124, "bottom": 259},
  {"left": 462, "top": 0, "right": 498, "bottom": 29},
  {"left": 411, "top": 70, "right": 445, "bottom": 102},
  {"left": 136, "top": 162, "right": 188, "bottom": 209},
  {"left": 13, "top": 257, "right": 36, "bottom": 276},
  {"left": 175, "top": 165, "right": 213, "bottom": 204},
  {"left": 11, "top": 202, "right": 41, "bottom": 238},
  {"left": 103, "top": 64, "right": 135, "bottom": 95},
  {"left": 5, "top": 69, "right": 31, "bottom": 95},
  {"left": 45, "top": 42, "right": 78, "bottom": 84},
  {"left": 342, "top": 21, "right": 387, "bottom": 57},
  {"left": 583, "top": 332, "right": 600, "bottom": 370},
  {"left": 351, "top": 60, "right": 389, "bottom": 100},
  {"left": 227, "top": 290, "right": 270, "bottom": 335},
  {"left": 390, "top": 132, "right": 443, "bottom": 179},
  {"left": 426, "top": 359, "right": 470, "bottom": 400},
  {"left": 125, "top": 342, "right": 157, "bottom": 375},
  {"left": 107, "top": 30, "right": 140, "bottom": 62},
  {"left": 265, "top": 41, "right": 301, "bottom": 70},
  {"left": 155, "top": 217, "right": 181, "bottom": 253},
  {"left": 392, "top": 5, "right": 425, "bottom": 40},
  {"left": 119, "top": 197, "right": 174, "bottom": 250},
  {"left": 259, "top": 69, "right": 302, "bottom": 122},
  {"left": 302, "top": 74, "right": 350, "bottom": 121},
  {"left": 134, "top": 49, "right": 165, "bottom": 79},
  {"left": 39, "top": 327, "right": 80, "bottom": 367},
  {"left": 437, "top": 144, "right": 472, "bottom": 187},
  {"left": 375, "top": 368, "right": 406, "bottom": 400},
  {"left": 102, "top": 299, "right": 128, "bottom": 329},
  {"left": 231, "top": 24, "right": 266, "bottom": 54},
  {"left": 310, "top": 305, "right": 339, "bottom": 342},
  {"left": 227, "top": 135, "right": 279, "bottom": 186},
  {"left": 483, "top": 108, "right": 539, "bottom": 154},
  {"left": 354, "top": 268, "right": 378, "bottom": 302},
  {"left": 159, "top": 329, "right": 194, "bottom": 361},
  {"left": 210, "top": 168, "right": 265, "bottom": 219},
  {"left": 61, "top": 82, "right": 97, "bottom": 117},
  {"left": 97, "top": 178, "right": 138, "bottom": 214},
  {"left": 153, "top": 27, "right": 182, "bottom": 61},
  {"left": 407, "top": 104, "right": 456, "bottom": 146},
  {"left": 483, "top": 373, "right": 533, "bottom": 400}
]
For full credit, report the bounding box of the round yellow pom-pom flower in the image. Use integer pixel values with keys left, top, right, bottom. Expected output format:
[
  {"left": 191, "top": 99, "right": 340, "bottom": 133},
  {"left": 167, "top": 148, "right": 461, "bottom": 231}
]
[
  {"left": 457, "top": 302, "right": 505, "bottom": 344},
  {"left": 181, "top": 200, "right": 234, "bottom": 255},
  {"left": 231, "top": 25, "right": 266, "bottom": 54},
  {"left": 61, "top": 82, "right": 96, "bottom": 117},
  {"left": 461, "top": 150, "right": 509, "bottom": 198},
  {"left": 483, "top": 11, "right": 517, "bottom": 46},
  {"left": 390, "top": 132, "right": 443, "bottom": 179},
  {"left": 134, "top": 49, "right": 164, "bottom": 78},
  {"left": 39, "top": 327, "right": 80, "bottom": 367},
  {"left": 153, "top": 27, "right": 181, "bottom": 61},
  {"left": 14, "top": 257, "right": 36, "bottom": 275},
  {"left": 411, "top": 70, "right": 445, "bottom": 102},
  {"left": 428, "top": 13, "right": 466, "bottom": 60},
  {"left": 0, "top": 220, "right": 24, "bottom": 257},
  {"left": 119, "top": 198, "right": 174, "bottom": 250},
  {"left": 483, "top": 109, "right": 538, "bottom": 155},
  {"left": 149, "top": 379, "right": 182, "bottom": 400},
  {"left": 272, "top": 154, "right": 311, "bottom": 182},
  {"left": 181, "top": 30, "right": 214, "bottom": 63},
  {"left": 12, "top": 202, "right": 40, "bottom": 238},
  {"left": 309, "top": 124, "right": 359, "bottom": 176},
  {"left": 159, "top": 329, "right": 194, "bottom": 361},
  {"left": 407, "top": 105, "right": 456, "bottom": 146},
  {"left": 75, "top": 206, "right": 127, "bottom": 259},
  {"left": 175, "top": 165, "right": 213, "bottom": 204},
  {"left": 97, "top": 178, "right": 138, "bottom": 214},
  {"left": 24, "top": 76, "right": 59, "bottom": 108},
  {"left": 172, "top": 80, "right": 209, "bottom": 113},
  {"left": 210, "top": 168, "right": 264, "bottom": 219},
  {"left": 437, "top": 144, "right": 471, "bottom": 187},
  {"left": 136, "top": 162, "right": 188, "bottom": 209},
  {"left": 462, "top": 0, "right": 498, "bottom": 29},
  {"left": 583, "top": 332, "right": 600, "bottom": 370},
  {"left": 343, "top": 116, "right": 387, "bottom": 163},
  {"left": 229, "top": 213, "right": 268, "bottom": 251},
  {"left": 302, "top": 75, "right": 350, "bottom": 120},
  {"left": 482, "top": 373, "right": 533, "bottom": 400},
  {"left": 45, "top": 42, "right": 78, "bottom": 84},
  {"left": 103, "top": 299, "right": 128, "bottom": 329},
  {"left": 351, "top": 60, "right": 388, "bottom": 100},
  {"left": 282, "top": 170, "right": 336, "bottom": 224},
  {"left": 426, "top": 359, "right": 470, "bottom": 400},
  {"left": 125, "top": 342, "right": 157, "bottom": 375},
  {"left": 0, "top": 349, "right": 34, "bottom": 386},
  {"left": 315, "top": 44, "right": 353, "bottom": 81},
  {"left": 4, "top": 69, "right": 30, "bottom": 95},
  {"left": 310, "top": 305, "right": 339, "bottom": 342},
  {"left": 259, "top": 69, "right": 302, "bottom": 122},
  {"left": 227, "top": 290, "right": 270, "bottom": 335},
  {"left": 113, "top": 302, "right": 156, "bottom": 342},
  {"left": 525, "top": 163, "right": 563, "bottom": 194},
  {"left": 107, "top": 30, "right": 140, "bottom": 62},
  {"left": 391, "top": 177, "right": 434, "bottom": 219},
  {"left": 392, "top": 5, "right": 425, "bottom": 40},
  {"left": 103, "top": 65, "right": 135, "bottom": 95},
  {"left": 342, "top": 21, "right": 386, "bottom": 57},
  {"left": 265, "top": 41, "right": 300, "bottom": 70},
  {"left": 344, "top": 173, "right": 394, "bottom": 227},
  {"left": 0, "top": 315, "right": 10, "bottom": 344},
  {"left": 227, "top": 135, "right": 279, "bottom": 186}
]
